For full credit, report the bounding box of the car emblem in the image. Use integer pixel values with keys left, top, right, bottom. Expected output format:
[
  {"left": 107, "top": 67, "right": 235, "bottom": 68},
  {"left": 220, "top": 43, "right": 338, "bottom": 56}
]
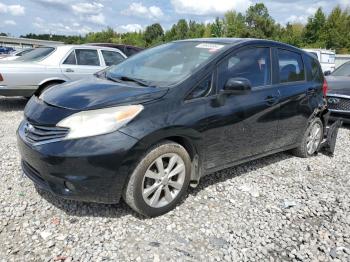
[
  {"left": 24, "top": 123, "right": 34, "bottom": 135},
  {"left": 328, "top": 97, "right": 340, "bottom": 104}
]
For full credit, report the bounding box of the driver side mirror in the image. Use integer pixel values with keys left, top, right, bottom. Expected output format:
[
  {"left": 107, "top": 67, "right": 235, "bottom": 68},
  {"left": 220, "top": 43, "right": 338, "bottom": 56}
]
[
  {"left": 324, "top": 71, "right": 332, "bottom": 76},
  {"left": 222, "top": 77, "right": 252, "bottom": 95}
]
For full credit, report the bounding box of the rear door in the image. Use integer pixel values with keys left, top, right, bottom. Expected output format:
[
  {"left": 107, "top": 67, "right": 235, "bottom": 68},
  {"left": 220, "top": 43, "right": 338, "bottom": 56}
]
[
  {"left": 202, "top": 46, "right": 281, "bottom": 170},
  {"left": 274, "top": 48, "right": 313, "bottom": 147},
  {"left": 60, "top": 48, "right": 104, "bottom": 81}
]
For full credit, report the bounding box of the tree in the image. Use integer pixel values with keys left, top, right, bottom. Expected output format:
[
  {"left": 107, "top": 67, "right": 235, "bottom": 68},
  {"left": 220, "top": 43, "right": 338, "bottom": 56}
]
[
  {"left": 279, "top": 23, "right": 304, "bottom": 47},
  {"left": 323, "top": 6, "right": 350, "bottom": 53},
  {"left": 210, "top": 18, "right": 224, "bottom": 37},
  {"left": 188, "top": 20, "right": 205, "bottom": 38},
  {"left": 85, "top": 27, "right": 119, "bottom": 43},
  {"left": 245, "top": 3, "right": 276, "bottom": 38},
  {"left": 303, "top": 7, "right": 327, "bottom": 47},
  {"left": 144, "top": 23, "right": 164, "bottom": 46},
  {"left": 224, "top": 11, "right": 246, "bottom": 37},
  {"left": 175, "top": 19, "right": 189, "bottom": 39},
  {"left": 121, "top": 32, "right": 146, "bottom": 47}
]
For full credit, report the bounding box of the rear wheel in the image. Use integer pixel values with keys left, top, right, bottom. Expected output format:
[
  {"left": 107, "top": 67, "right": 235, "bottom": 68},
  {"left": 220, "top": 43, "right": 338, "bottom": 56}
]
[
  {"left": 291, "top": 118, "right": 323, "bottom": 158},
  {"left": 123, "top": 141, "right": 191, "bottom": 217}
]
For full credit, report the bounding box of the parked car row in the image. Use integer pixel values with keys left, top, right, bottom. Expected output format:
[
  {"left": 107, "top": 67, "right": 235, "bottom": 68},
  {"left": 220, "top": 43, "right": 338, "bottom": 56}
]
[
  {"left": 16, "top": 38, "right": 342, "bottom": 217},
  {"left": 0, "top": 45, "right": 130, "bottom": 97},
  {"left": 326, "top": 61, "right": 350, "bottom": 123}
]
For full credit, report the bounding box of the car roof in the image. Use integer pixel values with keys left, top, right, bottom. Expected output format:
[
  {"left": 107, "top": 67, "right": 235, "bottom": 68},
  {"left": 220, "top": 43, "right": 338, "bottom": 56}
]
[{"left": 175, "top": 38, "right": 304, "bottom": 50}]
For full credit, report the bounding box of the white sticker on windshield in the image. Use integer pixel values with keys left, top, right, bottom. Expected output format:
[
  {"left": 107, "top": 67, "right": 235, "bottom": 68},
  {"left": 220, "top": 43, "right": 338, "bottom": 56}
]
[{"left": 196, "top": 43, "right": 224, "bottom": 52}]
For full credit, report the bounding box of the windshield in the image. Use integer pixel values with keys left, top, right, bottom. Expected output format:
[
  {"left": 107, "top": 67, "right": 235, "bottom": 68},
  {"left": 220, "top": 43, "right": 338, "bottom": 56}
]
[
  {"left": 17, "top": 47, "right": 55, "bottom": 62},
  {"left": 106, "top": 42, "right": 228, "bottom": 86},
  {"left": 332, "top": 62, "right": 350, "bottom": 77}
]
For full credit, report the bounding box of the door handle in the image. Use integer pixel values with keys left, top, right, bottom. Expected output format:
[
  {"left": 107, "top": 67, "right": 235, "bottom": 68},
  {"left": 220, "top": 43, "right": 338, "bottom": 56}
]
[
  {"left": 65, "top": 68, "right": 74, "bottom": 73},
  {"left": 265, "top": 95, "right": 279, "bottom": 105}
]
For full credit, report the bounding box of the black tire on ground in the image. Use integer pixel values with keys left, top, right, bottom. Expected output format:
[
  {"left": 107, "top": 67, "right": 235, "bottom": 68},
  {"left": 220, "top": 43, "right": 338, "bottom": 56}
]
[
  {"left": 123, "top": 141, "right": 191, "bottom": 217},
  {"left": 291, "top": 117, "right": 324, "bottom": 158}
]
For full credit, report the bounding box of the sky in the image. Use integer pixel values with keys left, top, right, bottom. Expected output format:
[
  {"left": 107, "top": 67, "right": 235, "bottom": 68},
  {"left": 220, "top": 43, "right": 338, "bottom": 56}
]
[{"left": 0, "top": 0, "right": 349, "bottom": 36}]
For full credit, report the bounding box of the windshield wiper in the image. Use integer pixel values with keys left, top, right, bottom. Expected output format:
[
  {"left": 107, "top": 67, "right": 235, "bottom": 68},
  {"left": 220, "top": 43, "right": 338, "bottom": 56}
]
[
  {"left": 105, "top": 73, "right": 153, "bottom": 87},
  {"left": 118, "top": 76, "right": 150, "bottom": 87}
]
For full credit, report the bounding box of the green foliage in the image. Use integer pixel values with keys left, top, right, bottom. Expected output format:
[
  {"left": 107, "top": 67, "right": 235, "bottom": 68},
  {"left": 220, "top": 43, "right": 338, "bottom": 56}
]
[
  {"left": 210, "top": 18, "right": 224, "bottom": 37},
  {"left": 245, "top": 3, "right": 276, "bottom": 38},
  {"left": 144, "top": 23, "right": 164, "bottom": 46},
  {"left": 302, "top": 8, "right": 327, "bottom": 47},
  {"left": 19, "top": 4, "right": 350, "bottom": 53},
  {"left": 85, "top": 27, "right": 119, "bottom": 44},
  {"left": 224, "top": 11, "right": 246, "bottom": 37}
]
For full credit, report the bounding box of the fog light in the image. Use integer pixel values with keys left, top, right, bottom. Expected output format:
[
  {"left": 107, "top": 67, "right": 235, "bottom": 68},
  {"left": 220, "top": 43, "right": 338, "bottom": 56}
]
[{"left": 64, "top": 181, "right": 75, "bottom": 191}]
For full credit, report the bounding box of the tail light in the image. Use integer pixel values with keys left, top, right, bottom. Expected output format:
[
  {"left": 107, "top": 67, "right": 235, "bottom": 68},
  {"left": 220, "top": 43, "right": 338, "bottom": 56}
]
[
  {"left": 322, "top": 78, "right": 328, "bottom": 96},
  {"left": 0, "top": 74, "right": 3, "bottom": 82}
]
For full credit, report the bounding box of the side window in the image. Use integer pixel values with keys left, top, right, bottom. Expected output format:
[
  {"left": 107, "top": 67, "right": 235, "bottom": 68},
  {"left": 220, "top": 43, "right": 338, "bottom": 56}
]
[
  {"left": 311, "top": 58, "right": 322, "bottom": 82},
  {"left": 75, "top": 49, "right": 100, "bottom": 66},
  {"left": 101, "top": 50, "right": 125, "bottom": 66},
  {"left": 217, "top": 47, "right": 271, "bottom": 89},
  {"left": 63, "top": 51, "right": 76, "bottom": 65},
  {"left": 186, "top": 74, "right": 212, "bottom": 100},
  {"left": 278, "top": 49, "right": 305, "bottom": 83}
]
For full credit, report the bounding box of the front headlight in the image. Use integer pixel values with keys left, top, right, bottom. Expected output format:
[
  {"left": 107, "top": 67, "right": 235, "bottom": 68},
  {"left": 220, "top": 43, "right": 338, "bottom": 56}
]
[{"left": 57, "top": 105, "right": 143, "bottom": 140}]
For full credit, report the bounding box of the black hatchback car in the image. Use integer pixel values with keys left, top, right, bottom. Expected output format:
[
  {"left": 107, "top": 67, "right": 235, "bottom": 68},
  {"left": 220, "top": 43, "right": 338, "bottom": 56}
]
[{"left": 17, "top": 38, "right": 337, "bottom": 217}]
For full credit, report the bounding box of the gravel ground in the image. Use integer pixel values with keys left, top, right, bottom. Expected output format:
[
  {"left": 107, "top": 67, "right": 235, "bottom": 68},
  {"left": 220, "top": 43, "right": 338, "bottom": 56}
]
[{"left": 0, "top": 97, "right": 349, "bottom": 262}]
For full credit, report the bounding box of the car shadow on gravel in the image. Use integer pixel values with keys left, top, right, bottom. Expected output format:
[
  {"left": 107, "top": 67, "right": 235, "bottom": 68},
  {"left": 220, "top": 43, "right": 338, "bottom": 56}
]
[
  {"left": 36, "top": 188, "right": 143, "bottom": 219},
  {"left": 36, "top": 151, "right": 293, "bottom": 219},
  {"left": 0, "top": 97, "right": 28, "bottom": 111},
  {"left": 188, "top": 151, "right": 292, "bottom": 197}
]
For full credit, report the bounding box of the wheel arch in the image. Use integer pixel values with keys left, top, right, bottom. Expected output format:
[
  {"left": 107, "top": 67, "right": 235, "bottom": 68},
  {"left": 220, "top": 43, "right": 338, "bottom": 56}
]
[
  {"left": 126, "top": 127, "right": 203, "bottom": 187},
  {"left": 35, "top": 78, "right": 66, "bottom": 95}
]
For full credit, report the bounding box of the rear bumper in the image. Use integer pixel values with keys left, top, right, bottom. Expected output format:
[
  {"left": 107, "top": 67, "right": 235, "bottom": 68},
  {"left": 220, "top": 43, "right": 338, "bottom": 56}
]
[
  {"left": 0, "top": 85, "right": 37, "bottom": 97},
  {"left": 17, "top": 120, "right": 140, "bottom": 204}
]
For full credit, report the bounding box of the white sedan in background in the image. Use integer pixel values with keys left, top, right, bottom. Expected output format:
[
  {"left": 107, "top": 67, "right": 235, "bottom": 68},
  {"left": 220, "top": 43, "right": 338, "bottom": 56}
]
[{"left": 0, "top": 45, "right": 127, "bottom": 97}]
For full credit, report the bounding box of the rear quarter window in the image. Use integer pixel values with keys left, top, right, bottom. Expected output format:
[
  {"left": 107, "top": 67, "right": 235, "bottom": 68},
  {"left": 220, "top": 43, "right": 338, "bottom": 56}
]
[{"left": 277, "top": 49, "right": 305, "bottom": 83}]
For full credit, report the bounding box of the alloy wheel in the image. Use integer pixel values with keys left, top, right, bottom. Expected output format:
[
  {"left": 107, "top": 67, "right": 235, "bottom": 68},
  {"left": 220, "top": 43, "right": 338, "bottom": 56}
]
[
  {"left": 306, "top": 123, "right": 322, "bottom": 155},
  {"left": 142, "top": 153, "right": 186, "bottom": 208}
]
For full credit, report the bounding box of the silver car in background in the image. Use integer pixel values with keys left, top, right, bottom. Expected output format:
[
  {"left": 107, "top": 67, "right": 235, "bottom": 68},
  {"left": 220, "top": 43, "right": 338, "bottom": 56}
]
[{"left": 0, "top": 45, "right": 127, "bottom": 97}]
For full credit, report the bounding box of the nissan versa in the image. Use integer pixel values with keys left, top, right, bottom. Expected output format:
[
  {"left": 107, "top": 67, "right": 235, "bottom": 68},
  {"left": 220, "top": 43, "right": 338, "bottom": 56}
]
[{"left": 17, "top": 39, "right": 340, "bottom": 217}]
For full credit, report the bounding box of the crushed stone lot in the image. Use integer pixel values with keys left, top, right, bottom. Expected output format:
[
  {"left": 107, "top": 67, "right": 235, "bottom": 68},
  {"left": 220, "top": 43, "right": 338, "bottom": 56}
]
[{"left": 0, "top": 97, "right": 349, "bottom": 262}]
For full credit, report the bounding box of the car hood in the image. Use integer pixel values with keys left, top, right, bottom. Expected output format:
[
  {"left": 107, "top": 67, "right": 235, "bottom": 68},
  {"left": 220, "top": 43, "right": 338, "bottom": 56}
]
[
  {"left": 41, "top": 77, "right": 169, "bottom": 110},
  {"left": 326, "top": 76, "right": 350, "bottom": 96}
]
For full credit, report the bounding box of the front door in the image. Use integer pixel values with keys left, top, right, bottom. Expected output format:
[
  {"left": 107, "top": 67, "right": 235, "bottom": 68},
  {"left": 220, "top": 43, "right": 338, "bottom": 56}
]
[{"left": 202, "top": 46, "right": 281, "bottom": 170}]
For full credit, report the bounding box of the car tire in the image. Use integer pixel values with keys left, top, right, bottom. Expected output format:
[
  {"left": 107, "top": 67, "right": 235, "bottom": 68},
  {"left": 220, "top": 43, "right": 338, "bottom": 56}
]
[
  {"left": 291, "top": 118, "right": 324, "bottom": 158},
  {"left": 123, "top": 141, "right": 191, "bottom": 217}
]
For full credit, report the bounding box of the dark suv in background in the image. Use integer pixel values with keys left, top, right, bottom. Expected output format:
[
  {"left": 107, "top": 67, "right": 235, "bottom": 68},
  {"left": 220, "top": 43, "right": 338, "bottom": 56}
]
[{"left": 17, "top": 39, "right": 339, "bottom": 217}]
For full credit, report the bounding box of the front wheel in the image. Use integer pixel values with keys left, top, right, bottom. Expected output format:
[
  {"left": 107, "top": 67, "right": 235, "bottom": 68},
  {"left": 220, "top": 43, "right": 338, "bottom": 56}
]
[
  {"left": 123, "top": 141, "right": 191, "bottom": 217},
  {"left": 291, "top": 118, "right": 324, "bottom": 158}
]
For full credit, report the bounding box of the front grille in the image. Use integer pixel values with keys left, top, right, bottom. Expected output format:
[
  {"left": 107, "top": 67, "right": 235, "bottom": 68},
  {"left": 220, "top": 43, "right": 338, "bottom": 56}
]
[
  {"left": 327, "top": 96, "right": 350, "bottom": 111},
  {"left": 24, "top": 122, "right": 69, "bottom": 144}
]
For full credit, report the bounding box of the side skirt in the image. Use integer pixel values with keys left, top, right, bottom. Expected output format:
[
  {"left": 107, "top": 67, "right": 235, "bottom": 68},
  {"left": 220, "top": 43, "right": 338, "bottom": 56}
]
[{"left": 202, "top": 143, "right": 299, "bottom": 177}]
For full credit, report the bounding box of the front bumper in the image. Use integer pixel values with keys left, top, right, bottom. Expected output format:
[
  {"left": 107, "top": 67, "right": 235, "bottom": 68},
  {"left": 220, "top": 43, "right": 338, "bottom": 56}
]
[
  {"left": 17, "top": 121, "right": 139, "bottom": 204},
  {"left": 329, "top": 110, "right": 350, "bottom": 124}
]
